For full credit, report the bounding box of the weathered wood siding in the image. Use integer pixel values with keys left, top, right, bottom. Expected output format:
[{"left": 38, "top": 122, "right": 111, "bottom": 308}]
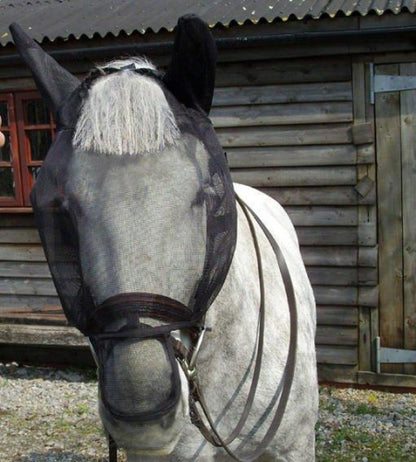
[
  {"left": 0, "top": 215, "right": 59, "bottom": 310},
  {"left": 0, "top": 54, "right": 379, "bottom": 381},
  {"left": 211, "top": 56, "right": 376, "bottom": 380}
]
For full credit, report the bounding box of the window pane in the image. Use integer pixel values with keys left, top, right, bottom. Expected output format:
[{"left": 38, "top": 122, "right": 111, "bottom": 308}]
[
  {"left": 29, "top": 166, "right": 42, "bottom": 182},
  {"left": 0, "top": 101, "right": 8, "bottom": 126},
  {"left": 0, "top": 132, "right": 11, "bottom": 162},
  {"left": 27, "top": 130, "right": 52, "bottom": 161},
  {"left": 0, "top": 167, "right": 15, "bottom": 197},
  {"left": 25, "top": 99, "right": 50, "bottom": 125}
]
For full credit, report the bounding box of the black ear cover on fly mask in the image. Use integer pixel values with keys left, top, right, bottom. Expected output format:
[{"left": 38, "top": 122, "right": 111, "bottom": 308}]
[
  {"left": 163, "top": 15, "right": 217, "bottom": 115},
  {"left": 10, "top": 23, "right": 80, "bottom": 123},
  {"left": 9, "top": 24, "right": 89, "bottom": 330}
]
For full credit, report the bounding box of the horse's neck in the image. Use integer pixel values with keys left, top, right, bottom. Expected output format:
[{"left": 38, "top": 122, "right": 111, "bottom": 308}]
[
  {"left": 200, "top": 200, "right": 265, "bottom": 369},
  {"left": 197, "top": 189, "right": 293, "bottom": 407}
]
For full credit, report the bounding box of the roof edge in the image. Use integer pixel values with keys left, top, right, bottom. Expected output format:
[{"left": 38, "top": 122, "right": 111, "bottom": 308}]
[{"left": 1, "top": 23, "right": 416, "bottom": 64}]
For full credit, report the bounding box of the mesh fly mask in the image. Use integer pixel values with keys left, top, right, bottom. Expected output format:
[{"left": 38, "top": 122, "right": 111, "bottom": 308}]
[{"left": 30, "top": 64, "right": 238, "bottom": 422}]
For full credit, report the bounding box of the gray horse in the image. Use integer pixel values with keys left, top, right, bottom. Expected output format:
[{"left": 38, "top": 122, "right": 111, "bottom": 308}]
[{"left": 11, "top": 15, "right": 318, "bottom": 461}]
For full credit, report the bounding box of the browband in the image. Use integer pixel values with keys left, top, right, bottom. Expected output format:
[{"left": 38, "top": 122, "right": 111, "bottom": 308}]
[{"left": 82, "top": 64, "right": 164, "bottom": 90}]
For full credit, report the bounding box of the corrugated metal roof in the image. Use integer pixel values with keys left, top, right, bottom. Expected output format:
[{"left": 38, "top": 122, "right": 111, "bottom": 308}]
[{"left": 0, "top": 0, "right": 415, "bottom": 46}]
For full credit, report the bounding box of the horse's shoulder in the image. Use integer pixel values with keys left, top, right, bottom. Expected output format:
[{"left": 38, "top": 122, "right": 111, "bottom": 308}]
[{"left": 233, "top": 182, "right": 299, "bottom": 247}]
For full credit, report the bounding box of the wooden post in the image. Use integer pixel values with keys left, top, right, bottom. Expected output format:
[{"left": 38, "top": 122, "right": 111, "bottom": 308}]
[
  {"left": 400, "top": 63, "right": 416, "bottom": 375},
  {"left": 376, "top": 64, "right": 404, "bottom": 373},
  {"left": 353, "top": 62, "right": 377, "bottom": 373}
]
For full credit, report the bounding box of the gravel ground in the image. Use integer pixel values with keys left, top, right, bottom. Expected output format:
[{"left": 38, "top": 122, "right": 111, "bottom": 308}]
[
  {"left": 0, "top": 363, "right": 415, "bottom": 461},
  {"left": 317, "top": 386, "right": 416, "bottom": 462}
]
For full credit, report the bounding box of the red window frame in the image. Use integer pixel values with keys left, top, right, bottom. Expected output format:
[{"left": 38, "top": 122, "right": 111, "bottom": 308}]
[
  {"left": 0, "top": 93, "right": 23, "bottom": 206},
  {"left": 0, "top": 91, "right": 55, "bottom": 209}
]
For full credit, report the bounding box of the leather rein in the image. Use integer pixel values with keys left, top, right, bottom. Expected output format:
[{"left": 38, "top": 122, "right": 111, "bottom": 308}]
[{"left": 107, "top": 194, "right": 298, "bottom": 461}]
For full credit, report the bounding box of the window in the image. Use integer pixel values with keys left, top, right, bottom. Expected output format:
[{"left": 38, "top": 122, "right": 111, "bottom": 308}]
[{"left": 0, "top": 92, "right": 55, "bottom": 207}]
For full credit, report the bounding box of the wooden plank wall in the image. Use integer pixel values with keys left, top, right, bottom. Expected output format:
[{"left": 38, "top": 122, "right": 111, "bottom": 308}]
[
  {"left": 0, "top": 55, "right": 379, "bottom": 382},
  {"left": 0, "top": 214, "right": 59, "bottom": 311},
  {"left": 211, "top": 56, "right": 376, "bottom": 380}
]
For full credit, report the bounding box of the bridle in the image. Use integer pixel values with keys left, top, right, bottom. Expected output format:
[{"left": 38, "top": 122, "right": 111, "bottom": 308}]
[
  {"left": 98, "top": 194, "right": 298, "bottom": 462},
  {"left": 87, "top": 292, "right": 199, "bottom": 422}
]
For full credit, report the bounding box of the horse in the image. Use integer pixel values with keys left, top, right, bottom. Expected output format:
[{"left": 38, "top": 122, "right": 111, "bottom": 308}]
[{"left": 11, "top": 15, "right": 318, "bottom": 461}]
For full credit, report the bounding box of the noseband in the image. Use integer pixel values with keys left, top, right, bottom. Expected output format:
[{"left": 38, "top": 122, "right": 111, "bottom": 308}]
[
  {"left": 87, "top": 292, "right": 196, "bottom": 340},
  {"left": 86, "top": 292, "right": 202, "bottom": 422}
]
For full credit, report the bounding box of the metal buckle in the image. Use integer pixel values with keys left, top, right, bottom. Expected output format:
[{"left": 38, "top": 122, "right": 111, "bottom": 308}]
[
  {"left": 179, "top": 357, "right": 197, "bottom": 381},
  {"left": 178, "top": 327, "right": 209, "bottom": 381},
  {"left": 189, "top": 327, "right": 207, "bottom": 370}
]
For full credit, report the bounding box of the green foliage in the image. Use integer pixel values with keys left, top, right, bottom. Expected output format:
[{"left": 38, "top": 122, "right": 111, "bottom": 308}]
[
  {"left": 350, "top": 403, "right": 381, "bottom": 416},
  {"left": 317, "top": 425, "right": 414, "bottom": 461},
  {"left": 317, "top": 386, "right": 416, "bottom": 461}
]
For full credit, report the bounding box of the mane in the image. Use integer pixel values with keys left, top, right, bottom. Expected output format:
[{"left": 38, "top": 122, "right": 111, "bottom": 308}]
[{"left": 73, "top": 58, "right": 180, "bottom": 156}]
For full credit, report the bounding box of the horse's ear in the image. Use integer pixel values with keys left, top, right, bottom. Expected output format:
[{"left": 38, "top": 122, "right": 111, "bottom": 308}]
[
  {"left": 10, "top": 23, "right": 79, "bottom": 119},
  {"left": 163, "top": 15, "right": 217, "bottom": 115}
]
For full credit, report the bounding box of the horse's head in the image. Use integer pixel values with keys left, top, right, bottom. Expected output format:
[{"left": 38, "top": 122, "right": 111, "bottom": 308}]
[{"left": 11, "top": 16, "right": 236, "bottom": 457}]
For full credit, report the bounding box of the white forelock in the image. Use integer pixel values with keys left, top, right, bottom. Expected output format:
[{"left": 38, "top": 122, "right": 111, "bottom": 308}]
[{"left": 73, "top": 58, "right": 180, "bottom": 156}]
